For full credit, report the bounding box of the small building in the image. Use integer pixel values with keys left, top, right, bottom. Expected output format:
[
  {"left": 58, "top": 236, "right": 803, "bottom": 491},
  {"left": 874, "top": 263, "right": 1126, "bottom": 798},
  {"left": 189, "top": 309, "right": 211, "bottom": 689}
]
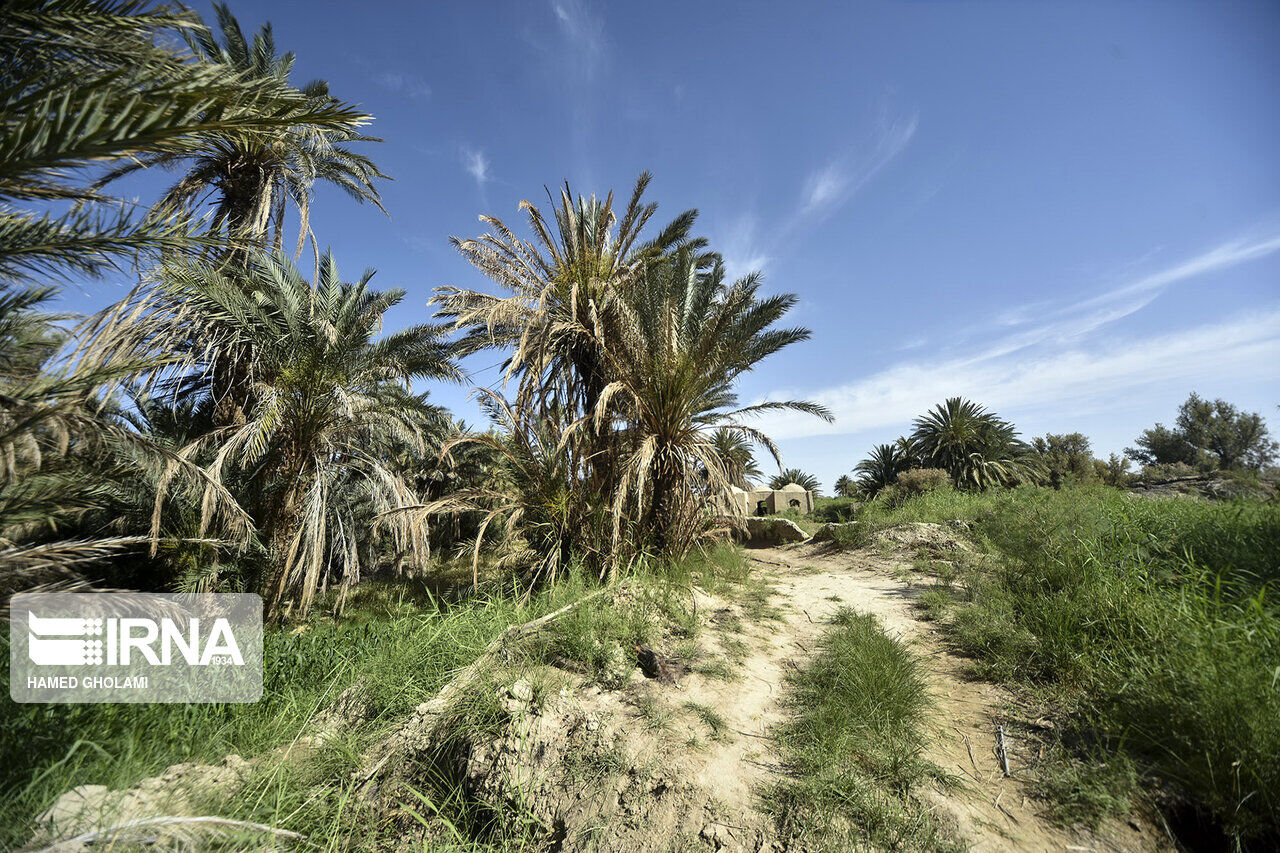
[{"left": 726, "top": 482, "right": 814, "bottom": 516}]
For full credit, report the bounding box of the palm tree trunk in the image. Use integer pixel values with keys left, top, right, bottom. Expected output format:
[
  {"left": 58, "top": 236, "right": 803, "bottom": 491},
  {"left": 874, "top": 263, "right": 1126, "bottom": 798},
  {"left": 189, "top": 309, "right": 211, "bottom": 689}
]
[{"left": 261, "top": 457, "right": 305, "bottom": 621}]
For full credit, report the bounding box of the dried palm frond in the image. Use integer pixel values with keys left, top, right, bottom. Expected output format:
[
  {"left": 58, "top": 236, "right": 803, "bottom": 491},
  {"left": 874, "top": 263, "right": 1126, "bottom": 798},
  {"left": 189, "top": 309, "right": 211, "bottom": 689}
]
[{"left": 31, "top": 814, "right": 303, "bottom": 853}]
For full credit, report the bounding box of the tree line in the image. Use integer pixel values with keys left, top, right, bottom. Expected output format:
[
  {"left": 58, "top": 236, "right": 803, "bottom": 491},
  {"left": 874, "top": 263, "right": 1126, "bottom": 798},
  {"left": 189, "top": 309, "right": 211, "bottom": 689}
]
[
  {"left": 829, "top": 393, "right": 1277, "bottom": 500},
  {"left": 1, "top": 1, "right": 829, "bottom": 620}
]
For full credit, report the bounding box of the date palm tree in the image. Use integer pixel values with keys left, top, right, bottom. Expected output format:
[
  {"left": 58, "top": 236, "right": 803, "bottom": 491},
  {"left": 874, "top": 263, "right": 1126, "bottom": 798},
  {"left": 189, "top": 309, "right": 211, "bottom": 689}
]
[
  {"left": 411, "top": 391, "right": 604, "bottom": 586},
  {"left": 833, "top": 474, "right": 857, "bottom": 498},
  {"left": 854, "top": 443, "right": 907, "bottom": 497},
  {"left": 144, "top": 251, "right": 459, "bottom": 618},
  {"left": 599, "top": 248, "right": 830, "bottom": 554},
  {"left": 0, "top": 285, "right": 250, "bottom": 593},
  {"left": 433, "top": 173, "right": 696, "bottom": 507},
  {"left": 434, "top": 172, "right": 693, "bottom": 411},
  {"left": 709, "top": 427, "right": 762, "bottom": 488},
  {"left": 2, "top": 0, "right": 367, "bottom": 282},
  {"left": 769, "top": 467, "right": 821, "bottom": 494},
  {"left": 93, "top": 2, "right": 386, "bottom": 257},
  {"left": 911, "top": 397, "right": 1040, "bottom": 490}
]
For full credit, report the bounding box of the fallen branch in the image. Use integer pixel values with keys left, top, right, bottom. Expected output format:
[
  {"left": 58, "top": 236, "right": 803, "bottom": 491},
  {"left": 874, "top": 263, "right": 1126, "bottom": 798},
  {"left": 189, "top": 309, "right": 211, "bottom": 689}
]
[
  {"left": 34, "top": 816, "right": 303, "bottom": 853},
  {"left": 995, "top": 724, "right": 1012, "bottom": 777}
]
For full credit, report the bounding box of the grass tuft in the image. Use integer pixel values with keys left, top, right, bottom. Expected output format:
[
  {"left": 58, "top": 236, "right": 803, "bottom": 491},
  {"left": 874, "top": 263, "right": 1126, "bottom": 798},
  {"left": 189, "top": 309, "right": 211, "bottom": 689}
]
[{"left": 768, "top": 609, "right": 958, "bottom": 851}]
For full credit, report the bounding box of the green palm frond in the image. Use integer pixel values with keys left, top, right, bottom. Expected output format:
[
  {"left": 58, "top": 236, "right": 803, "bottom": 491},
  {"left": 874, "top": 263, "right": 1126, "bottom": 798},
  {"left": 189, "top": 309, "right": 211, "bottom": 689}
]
[
  {"left": 1, "top": 0, "right": 373, "bottom": 281},
  {"left": 854, "top": 444, "right": 906, "bottom": 496}
]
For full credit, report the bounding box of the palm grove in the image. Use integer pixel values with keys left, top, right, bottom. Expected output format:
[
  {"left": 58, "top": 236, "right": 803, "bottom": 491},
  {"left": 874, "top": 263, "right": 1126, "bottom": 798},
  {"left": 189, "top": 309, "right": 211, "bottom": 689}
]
[
  {"left": 832, "top": 394, "right": 1277, "bottom": 503},
  {"left": 1, "top": 0, "right": 833, "bottom": 620}
]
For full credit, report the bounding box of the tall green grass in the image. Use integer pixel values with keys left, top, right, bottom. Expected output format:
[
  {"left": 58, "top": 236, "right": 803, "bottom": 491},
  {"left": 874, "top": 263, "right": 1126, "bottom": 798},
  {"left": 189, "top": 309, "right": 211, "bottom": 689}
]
[
  {"left": 0, "top": 577, "right": 597, "bottom": 849},
  {"left": 1, "top": 547, "right": 755, "bottom": 849},
  {"left": 860, "top": 485, "right": 1280, "bottom": 846}
]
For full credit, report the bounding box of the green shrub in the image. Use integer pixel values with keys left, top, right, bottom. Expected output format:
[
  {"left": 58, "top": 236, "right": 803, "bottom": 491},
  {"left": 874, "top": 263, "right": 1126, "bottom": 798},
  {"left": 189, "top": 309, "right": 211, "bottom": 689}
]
[
  {"left": 1092, "top": 453, "right": 1132, "bottom": 487},
  {"left": 1032, "top": 432, "right": 1098, "bottom": 488},
  {"left": 876, "top": 483, "right": 901, "bottom": 506},
  {"left": 812, "top": 496, "right": 859, "bottom": 523},
  {"left": 895, "top": 468, "right": 950, "bottom": 498},
  {"left": 1140, "top": 461, "right": 1200, "bottom": 481}
]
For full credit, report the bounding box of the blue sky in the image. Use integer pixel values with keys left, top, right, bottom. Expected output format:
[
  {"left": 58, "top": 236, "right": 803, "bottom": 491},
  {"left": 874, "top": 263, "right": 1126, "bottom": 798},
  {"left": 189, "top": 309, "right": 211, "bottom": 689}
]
[{"left": 64, "top": 0, "right": 1280, "bottom": 490}]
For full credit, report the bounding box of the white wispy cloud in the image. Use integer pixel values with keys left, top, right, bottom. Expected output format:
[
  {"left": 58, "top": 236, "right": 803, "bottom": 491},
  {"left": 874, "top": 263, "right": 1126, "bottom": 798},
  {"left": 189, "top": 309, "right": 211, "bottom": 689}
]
[
  {"left": 372, "top": 70, "right": 432, "bottom": 100},
  {"left": 716, "top": 213, "right": 770, "bottom": 280},
  {"left": 946, "top": 230, "right": 1280, "bottom": 367},
  {"left": 799, "top": 112, "right": 919, "bottom": 216},
  {"left": 750, "top": 226, "right": 1280, "bottom": 444},
  {"left": 1071, "top": 232, "right": 1280, "bottom": 314},
  {"left": 550, "top": 0, "right": 604, "bottom": 80},
  {"left": 753, "top": 308, "right": 1280, "bottom": 441},
  {"left": 462, "top": 148, "right": 490, "bottom": 186},
  {"left": 716, "top": 108, "right": 918, "bottom": 276}
]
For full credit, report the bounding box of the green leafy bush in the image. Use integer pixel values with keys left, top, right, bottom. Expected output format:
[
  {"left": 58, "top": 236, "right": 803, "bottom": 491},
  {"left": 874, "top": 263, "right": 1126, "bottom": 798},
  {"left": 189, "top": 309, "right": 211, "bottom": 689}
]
[
  {"left": 1139, "top": 461, "right": 1199, "bottom": 481},
  {"left": 894, "top": 468, "right": 950, "bottom": 498},
  {"left": 812, "top": 496, "right": 859, "bottom": 523}
]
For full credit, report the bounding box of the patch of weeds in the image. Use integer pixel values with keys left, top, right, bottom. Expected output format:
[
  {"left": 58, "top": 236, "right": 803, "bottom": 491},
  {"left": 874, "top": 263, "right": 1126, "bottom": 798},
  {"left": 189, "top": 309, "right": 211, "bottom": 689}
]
[
  {"left": 634, "top": 692, "right": 674, "bottom": 732},
  {"left": 673, "top": 636, "right": 700, "bottom": 662},
  {"left": 739, "top": 582, "right": 783, "bottom": 622},
  {"left": 711, "top": 609, "right": 744, "bottom": 634},
  {"left": 693, "top": 658, "right": 738, "bottom": 682},
  {"left": 563, "top": 739, "right": 633, "bottom": 783},
  {"left": 1040, "top": 750, "right": 1137, "bottom": 828},
  {"left": 767, "top": 609, "right": 958, "bottom": 852},
  {"left": 825, "top": 522, "right": 873, "bottom": 550},
  {"left": 720, "top": 636, "right": 750, "bottom": 664},
  {"left": 535, "top": 582, "right": 697, "bottom": 687},
  {"left": 665, "top": 544, "right": 752, "bottom": 591},
  {"left": 683, "top": 702, "right": 732, "bottom": 742},
  {"left": 917, "top": 586, "right": 954, "bottom": 622}
]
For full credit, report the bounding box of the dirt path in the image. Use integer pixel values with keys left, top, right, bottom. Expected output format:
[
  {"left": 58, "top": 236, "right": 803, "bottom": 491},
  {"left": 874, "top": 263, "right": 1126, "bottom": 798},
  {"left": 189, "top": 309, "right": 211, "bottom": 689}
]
[{"left": 714, "top": 541, "right": 1165, "bottom": 853}]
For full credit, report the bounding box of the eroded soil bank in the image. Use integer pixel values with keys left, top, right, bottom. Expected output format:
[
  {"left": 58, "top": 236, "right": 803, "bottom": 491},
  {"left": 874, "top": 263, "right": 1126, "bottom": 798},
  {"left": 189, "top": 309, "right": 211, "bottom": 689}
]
[{"left": 360, "top": 530, "right": 1168, "bottom": 852}]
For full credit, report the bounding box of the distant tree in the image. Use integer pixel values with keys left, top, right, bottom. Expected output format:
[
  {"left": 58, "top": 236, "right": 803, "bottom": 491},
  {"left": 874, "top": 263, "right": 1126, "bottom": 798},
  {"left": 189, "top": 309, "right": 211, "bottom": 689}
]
[
  {"left": 709, "top": 427, "right": 763, "bottom": 489},
  {"left": 911, "top": 397, "right": 1041, "bottom": 490},
  {"left": 1126, "top": 393, "right": 1277, "bottom": 471},
  {"left": 1175, "top": 393, "right": 1277, "bottom": 471},
  {"left": 833, "top": 474, "right": 858, "bottom": 498},
  {"left": 1125, "top": 423, "right": 1201, "bottom": 468},
  {"left": 1092, "top": 453, "right": 1131, "bottom": 488},
  {"left": 1032, "top": 432, "right": 1096, "bottom": 488},
  {"left": 770, "top": 468, "right": 821, "bottom": 495},
  {"left": 854, "top": 443, "right": 909, "bottom": 497}
]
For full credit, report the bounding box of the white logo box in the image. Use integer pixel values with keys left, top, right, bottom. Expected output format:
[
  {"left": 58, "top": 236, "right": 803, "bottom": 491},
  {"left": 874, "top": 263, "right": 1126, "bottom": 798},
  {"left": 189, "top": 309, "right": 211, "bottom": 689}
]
[{"left": 10, "top": 593, "right": 262, "bottom": 704}]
